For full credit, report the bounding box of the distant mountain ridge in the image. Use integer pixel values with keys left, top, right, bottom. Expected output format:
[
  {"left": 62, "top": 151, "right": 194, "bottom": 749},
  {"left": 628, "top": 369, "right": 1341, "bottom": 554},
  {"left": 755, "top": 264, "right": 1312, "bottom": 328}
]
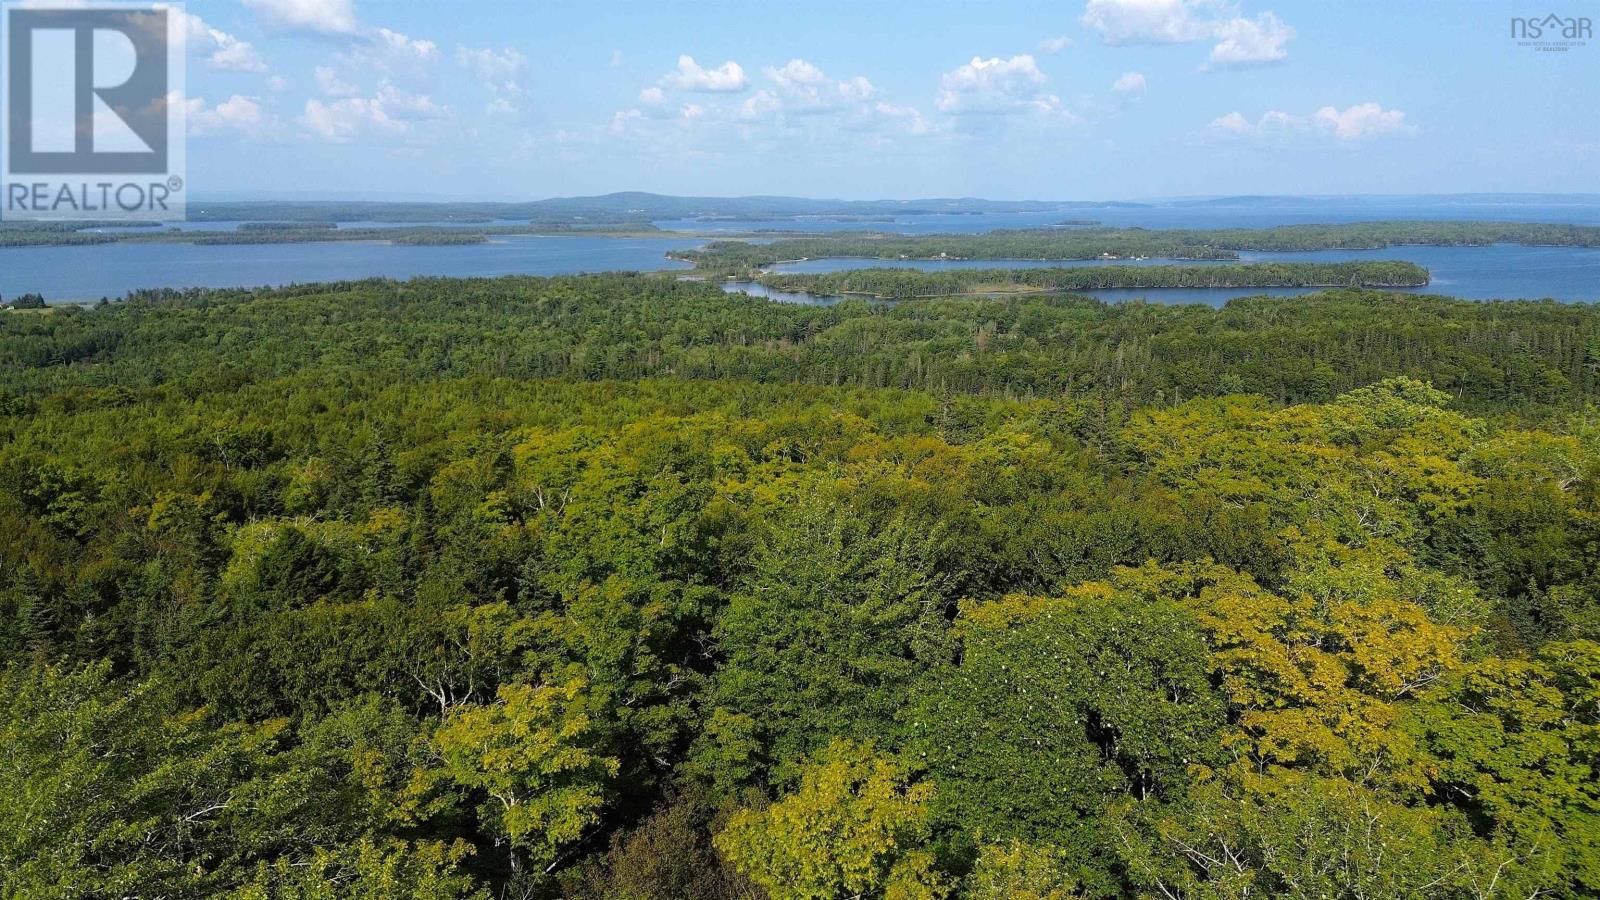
[
  {"left": 1162, "top": 193, "right": 1600, "bottom": 208},
  {"left": 184, "top": 192, "right": 1147, "bottom": 224},
  {"left": 181, "top": 191, "right": 1600, "bottom": 225}
]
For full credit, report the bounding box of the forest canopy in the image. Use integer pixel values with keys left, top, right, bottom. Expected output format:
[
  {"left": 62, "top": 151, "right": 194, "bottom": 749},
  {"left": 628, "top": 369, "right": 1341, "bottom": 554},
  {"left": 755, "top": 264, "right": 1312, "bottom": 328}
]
[
  {"left": 2, "top": 273, "right": 1598, "bottom": 898},
  {"left": 752, "top": 261, "right": 1431, "bottom": 297},
  {"left": 676, "top": 221, "right": 1600, "bottom": 275}
]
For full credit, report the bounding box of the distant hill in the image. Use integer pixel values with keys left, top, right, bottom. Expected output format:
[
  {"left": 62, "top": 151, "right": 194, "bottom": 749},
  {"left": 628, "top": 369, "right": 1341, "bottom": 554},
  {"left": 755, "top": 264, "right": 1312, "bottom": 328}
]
[
  {"left": 185, "top": 192, "right": 1147, "bottom": 225},
  {"left": 182, "top": 191, "right": 1600, "bottom": 225},
  {"left": 1167, "top": 193, "right": 1600, "bottom": 208}
]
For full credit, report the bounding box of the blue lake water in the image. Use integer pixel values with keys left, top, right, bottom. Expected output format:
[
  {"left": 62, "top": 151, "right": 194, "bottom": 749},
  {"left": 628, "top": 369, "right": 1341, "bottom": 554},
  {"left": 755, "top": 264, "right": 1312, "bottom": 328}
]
[
  {"left": 764, "top": 244, "right": 1600, "bottom": 304},
  {"left": 3, "top": 199, "right": 1600, "bottom": 304},
  {"left": 0, "top": 235, "right": 700, "bottom": 301}
]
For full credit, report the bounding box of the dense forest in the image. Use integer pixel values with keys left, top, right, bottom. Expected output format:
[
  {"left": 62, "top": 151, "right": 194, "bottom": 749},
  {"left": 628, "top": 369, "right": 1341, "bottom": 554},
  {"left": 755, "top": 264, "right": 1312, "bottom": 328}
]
[
  {"left": 7, "top": 275, "right": 1595, "bottom": 412},
  {"left": 754, "top": 261, "right": 1431, "bottom": 297},
  {"left": 3, "top": 274, "right": 1598, "bottom": 898},
  {"left": 676, "top": 221, "right": 1600, "bottom": 275}
]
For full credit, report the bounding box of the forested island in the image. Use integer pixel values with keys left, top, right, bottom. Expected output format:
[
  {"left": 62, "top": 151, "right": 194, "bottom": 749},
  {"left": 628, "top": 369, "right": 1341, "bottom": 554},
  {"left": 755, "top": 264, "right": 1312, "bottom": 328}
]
[
  {"left": 754, "top": 261, "right": 1430, "bottom": 298},
  {"left": 190, "top": 226, "right": 494, "bottom": 246},
  {"left": 0, "top": 222, "right": 654, "bottom": 248},
  {"left": 3, "top": 274, "right": 1599, "bottom": 898},
  {"left": 188, "top": 222, "right": 682, "bottom": 245},
  {"left": 9, "top": 215, "right": 1600, "bottom": 261},
  {"left": 677, "top": 220, "right": 1600, "bottom": 275}
]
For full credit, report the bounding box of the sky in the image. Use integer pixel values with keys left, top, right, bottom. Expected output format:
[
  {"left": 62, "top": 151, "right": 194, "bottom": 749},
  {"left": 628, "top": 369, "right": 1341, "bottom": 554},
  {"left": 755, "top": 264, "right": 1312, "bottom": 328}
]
[{"left": 156, "top": 0, "right": 1600, "bottom": 200}]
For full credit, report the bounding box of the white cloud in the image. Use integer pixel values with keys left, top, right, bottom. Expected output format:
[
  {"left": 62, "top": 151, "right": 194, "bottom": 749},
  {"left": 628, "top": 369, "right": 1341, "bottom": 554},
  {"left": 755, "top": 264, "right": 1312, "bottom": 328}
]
[
  {"left": 1082, "top": 0, "right": 1212, "bottom": 44},
  {"left": 1208, "top": 110, "right": 1252, "bottom": 134},
  {"left": 1209, "top": 12, "right": 1294, "bottom": 66},
  {"left": 866, "top": 101, "right": 929, "bottom": 135},
  {"left": 458, "top": 45, "right": 527, "bottom": 84},
  {"left": 266, "top": 75, "right": 289, "bottom": 93},
  {"left": 208, "top": 34, "right": 266, "bottom": 73},
  {"left": 1259, "top": 110, "right": 1302, "bottom": 130},
  {"left": 374, "top": 28, "right": 438, "bottom": 63},
  {"left": 300, "top": 82, "right": 445, "bottom": 143},
  {"left": 1210, "top": 102, "right": 1414, "bottom": 140},
  {"left": 308, "top": 29, "right": 442, "bottom": 112},
  {"left": 838, "top": 76, "right": 876, "bottom": 103},
  {"left": 1313, "top": 102, "right": 1413, "bottom": 139},
  {"left": 457, "top": 46, "right": 529, "bottom": 111},
  {"left": 941, "top": 54, "right": 1046, "bottom": 95},
  {"left": 1083, "top": 0, "right": 1295, "bottom": 65},
  {"left": 613, "top": 75, "right": 736, "bottom": 133},
  {"left": 374, "top": 81, "right": 446, "bottom": 121},
  {"left": 163, "top": 7, "right": 267, "bottom": 73},
  {"left": 1112, "top": 71, "right": 1147, "bottom": 92},
  {"left": 314, "top": 66, "right": 358, "bottom": 97},
  {"left": 737, "top": 89, "right": 782, "bottom": 121},
  {"left": 767, "top": 58, "right": 829, "bottom": 89},
  {"left": 610, "top": 96, "right": 710, "bottom": 133},
  {"left": 661, "top": 55, "right": 748, "bottom": 92},
  {"left": 1039, "top": 35, "right": 1075, "bottom": 54},
  {"left": 204, "top": 95, "right": 266, "bottom": 131},
  {"left": 303, "top": 97, "right": 402, "bottom": 142},
  {"left": 181, "top": 93, "right": 271, "bottom": 137},
  {"left": 936, "top": 54, "right": 1069, "bottom": 118},
  {"left": 1208, "top": 109, "right": 1307, "bottom": 136},
  {"left": 612, "top": 56, "right": 922, "bottom": 143},
  {"left": 339, "top": 28, "right": 441, "bottom": 74},
  {"left": 609, "top": 108, "right": 643, "bottom": 134},
  {"left": 759, "top": 59, "right": 877, "bottom": 114},
  {"left": 242, "top": 0, "right": 357, "bottom": 35}
]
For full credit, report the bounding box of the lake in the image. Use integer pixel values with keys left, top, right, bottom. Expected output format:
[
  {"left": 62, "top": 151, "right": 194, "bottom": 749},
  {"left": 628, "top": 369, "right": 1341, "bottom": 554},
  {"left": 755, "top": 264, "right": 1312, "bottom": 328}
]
[
  {"left": 763, "top": 244, "right": 1600, "bottom": 304},
  {"left": 0, "top": 235, "right": 700, "bottom": 302},
  {"left": 4, "top": 199, "right": 1600, "bottom": 304}
]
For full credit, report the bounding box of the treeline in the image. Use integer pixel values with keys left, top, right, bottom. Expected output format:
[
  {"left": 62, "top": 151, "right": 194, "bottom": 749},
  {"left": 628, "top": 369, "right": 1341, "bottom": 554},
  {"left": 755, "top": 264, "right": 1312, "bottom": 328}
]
[
  {"left": 677, "top": 233, "right": 1237, "bottom": 272},
  {"left": 1185, "top": 219, "right": 1600, "bottom": 250},
  {"left": 0, "top": 225, "right": 120, "bottom": 248},
  {"left": 192, "top": 228, "right": 492, "bottom": 246},
  {"left": 236, "top": 222, "right": 340, "bottom": 232},
  {"left": 4, "top": 275, "right": 1595, "bottom": 415},
  {"left": 757, "top": 261, "right": 1431, "bottom": 297},
  {"left": 677, "top": 220, "right": 1600, "bottom": 274},
  {"left": 1, "top": 293, "right": 47, "bottom": 309},
  {"left": 176, "top": 225, "right": 541, "bottom": 246},
  {"left": 0, "top": 222, "right": 656, "bottom": 248}
]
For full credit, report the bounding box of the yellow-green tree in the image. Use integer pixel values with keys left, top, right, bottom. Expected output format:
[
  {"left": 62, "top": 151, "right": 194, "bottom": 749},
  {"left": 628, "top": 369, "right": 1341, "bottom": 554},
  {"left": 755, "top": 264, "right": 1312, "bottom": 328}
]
[
  {"left": 1404, "top": 640, "right": 1600, "bottom": 895},
  {"left": 425, "top": 677, "right": 617, "bottom": 877},
  {"left": 716, "top": 739, "right": 945, "bottom": 900}
]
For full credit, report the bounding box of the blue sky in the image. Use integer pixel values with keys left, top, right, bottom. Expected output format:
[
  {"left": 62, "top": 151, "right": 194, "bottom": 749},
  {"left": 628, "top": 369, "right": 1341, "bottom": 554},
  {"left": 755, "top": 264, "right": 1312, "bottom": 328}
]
[{"left": 169, "top": 0, "right": 1598, "bottom": 200}]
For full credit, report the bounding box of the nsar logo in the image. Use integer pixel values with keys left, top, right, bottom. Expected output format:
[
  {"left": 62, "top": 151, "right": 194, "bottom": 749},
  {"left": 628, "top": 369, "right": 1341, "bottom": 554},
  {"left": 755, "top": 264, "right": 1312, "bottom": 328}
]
[{"left": 1510, "top": 13, "right": 1592, "bottom": 51}]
